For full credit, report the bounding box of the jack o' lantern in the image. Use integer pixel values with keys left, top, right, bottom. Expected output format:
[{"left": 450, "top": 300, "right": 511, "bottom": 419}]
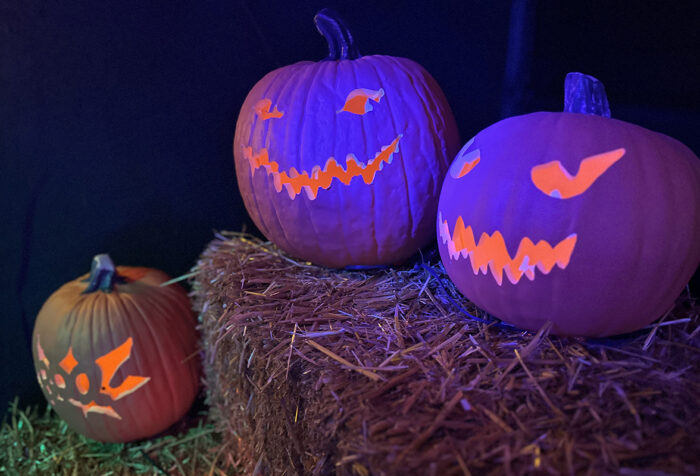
[
  {"left": 233, "top": 9, "right": 460, "bottom": 267},
  {"left": 32, "top": 254, "right": 201, "bottom": 442},
  {"left": 437, "top": 73, "right": 700, "bottom": 337}
]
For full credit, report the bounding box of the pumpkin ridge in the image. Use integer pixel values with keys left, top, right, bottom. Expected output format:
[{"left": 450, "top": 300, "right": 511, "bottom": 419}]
[
  {"left": 262, "top": 63, "right": 311, "bottom": 251},
  {"left": 118, "top": 293, "right": 177, "bottom": 427},
  {"left": 382, "top": 55, "right": 449, "bottom": 234},
  {"left": 147, "top": 286, "right": 200, "bottom": 389},
  {"left": 102, "top": 290, "right": 138, "bottom": 439},
  {"left": 294, "top": 61, "right": 331, "bottom": 260},
  {"left": 349, "top": 58, "right": 378, "bottom": 262},
  {"left": 332, "top": 61, "right": 361, "bottom": 264},
  {"left": 367, "top": 56, "right": 412, "bottom": 250},
  {"left": 246, "top": 65, "right": 301, "bottom": 252}
]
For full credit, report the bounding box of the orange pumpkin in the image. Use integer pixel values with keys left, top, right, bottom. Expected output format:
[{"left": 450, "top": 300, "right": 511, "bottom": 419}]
[{"left": 32, "top": 254, "right": 201, "bottom": 442}]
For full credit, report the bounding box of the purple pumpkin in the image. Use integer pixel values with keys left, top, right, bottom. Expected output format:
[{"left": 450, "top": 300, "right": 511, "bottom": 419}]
[
  {"left": 437, "top": 73, "right": 700, "bottom": 337},
  {"left": 233, "top": 9, "right": 459, "bottom": 267}
]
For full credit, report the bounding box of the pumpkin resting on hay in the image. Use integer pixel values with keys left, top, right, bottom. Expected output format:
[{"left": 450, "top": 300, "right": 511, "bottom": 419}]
[
  {"left": 194, "top": 232, "right": 700, "bottom": 475},
  {"left": 438, "top": 73, "right": 700, "bottom": 337},
  {"left": 233, "top": 9, "right": 459, "bottom": 268}
]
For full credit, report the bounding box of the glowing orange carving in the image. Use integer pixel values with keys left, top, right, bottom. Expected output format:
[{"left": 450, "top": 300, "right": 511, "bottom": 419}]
[
  {"left": 95, "top": 337, "right": 151, "bottom": 401},
  {"left": 76, "top": 373, "right": 90, "bottom": 394},
  {"left": 59, "top": 348, "right": 78, "bottom": 374},
  {"left": 439, "top": 212, "right": 578, "bottom": 285},
  {"left": 243, "top": 135, "right": 402, "bottom": 199},
  {"left": 450, "top": 137, "right": 481, "bottom": 179},
  {"left": 36, "top": 336, "right": 49, "bottom": 367},
  {"left": 68, "top": 398, "right": 121, "bottom": 420},
  {"left": 457, "top": 156, "right": 480, "bottom": 178},
  {"left": 338, "top": 88, "right": 384, "bottom": 115},
  {"left": 531, "top": 148, "right": 625, "bottom": 199},
  {"left": 254, "top": 99, "right": 284, "bottom": 120},
  {"left": 34, "top": 335, "right": 151, "bottom": 421}
]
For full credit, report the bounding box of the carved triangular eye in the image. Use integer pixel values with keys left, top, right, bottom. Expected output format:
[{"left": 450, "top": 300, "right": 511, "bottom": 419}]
[
  {"left": 449, "top": 137, "right": 480, "bottom": 179},
  {"left": 531, "top": 148, "right": 625, "bottom": 199},
  {"left": 338, "top": 88, "right": 384, "bottom": 115}
]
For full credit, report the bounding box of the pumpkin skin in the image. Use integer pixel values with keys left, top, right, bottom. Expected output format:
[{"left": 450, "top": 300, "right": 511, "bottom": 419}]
[
  {"left": 437, "top": 74, "right": 700, "bottom": 337},
  {"left": 32, "top": 255, "right": 201, "bottom": 442},
  {"left": 233, "top": 9, "right": 459, "bottom": 267}
]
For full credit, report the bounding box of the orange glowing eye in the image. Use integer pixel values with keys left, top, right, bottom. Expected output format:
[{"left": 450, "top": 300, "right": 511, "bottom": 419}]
[
  {"left": 59, "top": 348, "right": 78, "bottom": 374},
  {"left": 338, "top": 88, "right": 384, "bottom": 115},
  {"left": 531, "top": 148, "right": 625, "bottom": 199},
  {"left": 254, "top": 99, "right": 284, "bottom": 120},
  {"left": 96, "top": 337, "right": 151, "bottom": 401},
  {"left": 449, "top": 138, "right": 480, "bottom": 179}
]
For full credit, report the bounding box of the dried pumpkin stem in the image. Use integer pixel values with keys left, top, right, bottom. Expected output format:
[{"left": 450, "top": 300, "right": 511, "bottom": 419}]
[
  {"left": 314, "top": 8, "right": 361, "bottom": 61},
  {"left": 564, "top": 72, "right": 611, "bottom": 117},
  {"left": 83, "top": 254, "right": 123, "bottom": 293}
]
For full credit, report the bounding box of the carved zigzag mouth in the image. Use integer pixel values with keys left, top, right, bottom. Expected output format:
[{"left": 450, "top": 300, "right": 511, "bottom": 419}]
[
  {"left": 242, "top": 135, "right": 402, "bottom": 200},
  {"left": 438, "top": 212, "right": 578, "bottom": 285}
]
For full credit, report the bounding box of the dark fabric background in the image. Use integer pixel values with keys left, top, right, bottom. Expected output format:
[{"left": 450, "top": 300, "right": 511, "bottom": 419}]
[{"left": 2, "top": 0, "right": 699, "bottom": 410}]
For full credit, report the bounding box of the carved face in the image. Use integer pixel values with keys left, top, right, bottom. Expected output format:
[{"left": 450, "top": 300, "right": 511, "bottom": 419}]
[
  {"left": 437, "top": 112, "right": 700, "bottom": 337},
  {"left": 35, "top": 335, "right": 149, "bottom": 420},
  {"left": 31, "top": 263, "right": 201, "bottom": 442},
  {"left": 234, "top": 56, "right": 459, "bottom": 267}
]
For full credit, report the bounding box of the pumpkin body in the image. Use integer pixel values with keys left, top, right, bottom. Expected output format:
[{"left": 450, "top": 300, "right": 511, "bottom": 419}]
[
  {"left": 233, "top": 11, "right": 459, "bottom": 267},
  {"left": 438, "top": 111, "right": 700, "bottom": 337},
  {"left": 32, "top": 257, "right": 200, "bottom": 442}
]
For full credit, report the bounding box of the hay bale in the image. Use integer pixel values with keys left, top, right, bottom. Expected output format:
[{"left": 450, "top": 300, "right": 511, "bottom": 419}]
[{"left": 193, "top": 232, "right": 700, "bottom": 475}]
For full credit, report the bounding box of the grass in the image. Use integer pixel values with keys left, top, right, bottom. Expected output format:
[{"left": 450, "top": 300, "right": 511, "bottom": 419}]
[{"left": 0, "top": 398, "right": 237, "bottom": 476}]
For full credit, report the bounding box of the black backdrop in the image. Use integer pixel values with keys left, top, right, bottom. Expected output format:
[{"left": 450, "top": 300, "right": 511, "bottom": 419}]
[{"left": 2, "top": 0, "right": 699, "bottom": 411}]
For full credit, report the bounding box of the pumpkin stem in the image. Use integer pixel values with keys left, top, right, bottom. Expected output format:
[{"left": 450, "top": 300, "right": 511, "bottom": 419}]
[
  {"left": 564, "top": 72, "right": 611, "bottom": 117},
  {"left": 314, "top": 8, "right": 361, "bottom": 61},
  {"left": 83, "top": 254, "right": 125, "bottom": 293}
]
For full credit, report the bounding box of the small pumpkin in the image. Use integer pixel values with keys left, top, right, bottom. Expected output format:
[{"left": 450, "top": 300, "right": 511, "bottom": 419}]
[
  {"left": 32, "top": 254, "right": 201, "bottom": 442},
  {"left": 233, "top": 9, "right": 460, "bottom": 267},
  {"left": 437, "top": 73, "right": 700, "bottom": 337}
]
